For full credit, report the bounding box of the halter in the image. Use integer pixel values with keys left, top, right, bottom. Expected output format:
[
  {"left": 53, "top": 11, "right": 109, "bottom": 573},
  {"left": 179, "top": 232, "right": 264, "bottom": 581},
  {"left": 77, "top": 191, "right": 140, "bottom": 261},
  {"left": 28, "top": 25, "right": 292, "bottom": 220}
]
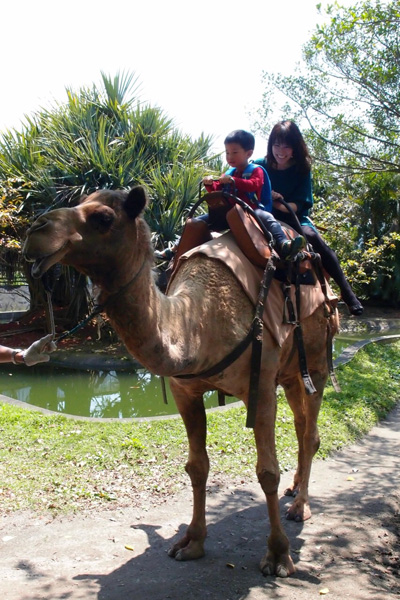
[{"left": 44, "top": 258, "right": 147, "bottom": 343}]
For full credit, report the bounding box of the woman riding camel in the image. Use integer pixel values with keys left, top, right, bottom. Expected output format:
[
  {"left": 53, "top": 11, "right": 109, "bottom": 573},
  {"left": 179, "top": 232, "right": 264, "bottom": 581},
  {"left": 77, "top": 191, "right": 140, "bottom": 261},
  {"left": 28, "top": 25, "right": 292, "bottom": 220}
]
[{"left": 254, "top": 120, "right": 363, "bottom": 316}]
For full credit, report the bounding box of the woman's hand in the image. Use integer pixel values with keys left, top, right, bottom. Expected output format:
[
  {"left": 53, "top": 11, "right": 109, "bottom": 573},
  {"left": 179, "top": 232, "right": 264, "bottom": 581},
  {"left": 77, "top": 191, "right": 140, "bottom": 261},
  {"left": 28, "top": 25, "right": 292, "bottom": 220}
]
[{"left": 273, "top": 197, "right": 299, "bottom": 214}]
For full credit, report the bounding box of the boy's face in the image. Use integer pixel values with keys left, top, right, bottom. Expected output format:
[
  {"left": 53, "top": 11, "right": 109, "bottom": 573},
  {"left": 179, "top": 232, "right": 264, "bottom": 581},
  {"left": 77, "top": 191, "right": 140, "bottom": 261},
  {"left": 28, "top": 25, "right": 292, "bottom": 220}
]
[{"left": 225, "top": 143, "right": 253, "bottom": 170}]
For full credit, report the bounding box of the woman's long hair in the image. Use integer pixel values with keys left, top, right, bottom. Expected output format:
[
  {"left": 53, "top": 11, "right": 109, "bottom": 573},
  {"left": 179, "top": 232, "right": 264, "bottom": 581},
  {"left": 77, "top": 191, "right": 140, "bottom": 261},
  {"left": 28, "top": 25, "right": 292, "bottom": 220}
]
[{"left": 266, "top": 120, "right": 311, "bottom": 174}]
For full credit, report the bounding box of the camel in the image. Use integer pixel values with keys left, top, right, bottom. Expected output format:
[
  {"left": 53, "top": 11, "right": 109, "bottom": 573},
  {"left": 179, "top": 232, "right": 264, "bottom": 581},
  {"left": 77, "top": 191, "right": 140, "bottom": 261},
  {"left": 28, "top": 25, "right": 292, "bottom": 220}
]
[{"left": 23, "top": 185, "right": 339, "bottom": 578}]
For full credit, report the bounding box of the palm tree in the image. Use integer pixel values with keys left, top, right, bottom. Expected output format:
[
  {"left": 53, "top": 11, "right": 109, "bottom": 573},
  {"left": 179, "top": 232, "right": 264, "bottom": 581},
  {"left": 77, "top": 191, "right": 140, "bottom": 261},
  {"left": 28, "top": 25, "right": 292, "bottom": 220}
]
[{"left": 0, "top": 71, "right": 218, "bottom": 323}]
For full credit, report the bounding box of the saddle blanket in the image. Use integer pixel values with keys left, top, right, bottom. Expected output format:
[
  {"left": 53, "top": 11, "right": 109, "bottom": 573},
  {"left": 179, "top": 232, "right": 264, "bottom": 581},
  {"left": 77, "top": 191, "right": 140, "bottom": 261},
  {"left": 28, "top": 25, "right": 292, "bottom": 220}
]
[{"left": 169, "top": 231, "right": 337, "bottom": 347}]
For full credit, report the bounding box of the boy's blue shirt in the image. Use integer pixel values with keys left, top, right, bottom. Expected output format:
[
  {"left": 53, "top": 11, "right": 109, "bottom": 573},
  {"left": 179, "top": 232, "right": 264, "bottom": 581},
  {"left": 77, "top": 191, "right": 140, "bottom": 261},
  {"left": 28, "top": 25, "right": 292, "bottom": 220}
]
[{"left": 225, "top": 163, "right": 272, "bottom": 212}]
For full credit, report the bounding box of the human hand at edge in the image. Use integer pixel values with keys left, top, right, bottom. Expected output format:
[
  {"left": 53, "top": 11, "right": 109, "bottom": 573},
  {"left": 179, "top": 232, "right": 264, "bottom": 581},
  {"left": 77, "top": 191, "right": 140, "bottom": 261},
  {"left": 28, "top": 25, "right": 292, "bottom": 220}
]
[{"left": 22, "top": 334, "right": 57, "bottom": 367}]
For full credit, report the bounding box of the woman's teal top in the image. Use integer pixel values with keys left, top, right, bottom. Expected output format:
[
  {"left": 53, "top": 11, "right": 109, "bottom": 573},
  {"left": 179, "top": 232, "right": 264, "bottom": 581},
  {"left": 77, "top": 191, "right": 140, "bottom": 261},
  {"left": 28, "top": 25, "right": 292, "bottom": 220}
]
[{"left": 253, "top": 159, "right": 316, "bottom": 230}]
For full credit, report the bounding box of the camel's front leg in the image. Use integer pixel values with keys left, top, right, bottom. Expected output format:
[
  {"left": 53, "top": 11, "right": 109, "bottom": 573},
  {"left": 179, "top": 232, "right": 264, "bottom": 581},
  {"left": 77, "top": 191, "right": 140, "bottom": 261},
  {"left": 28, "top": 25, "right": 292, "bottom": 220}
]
[
  {"left": 281, "top": 371, "right": 325, "bottom": 522},
  {"left": 168, "top": 380, "right": 209, "bottom": 561},
  {"left": 254, "top": 384, "right": 295, "bottom": 577}
]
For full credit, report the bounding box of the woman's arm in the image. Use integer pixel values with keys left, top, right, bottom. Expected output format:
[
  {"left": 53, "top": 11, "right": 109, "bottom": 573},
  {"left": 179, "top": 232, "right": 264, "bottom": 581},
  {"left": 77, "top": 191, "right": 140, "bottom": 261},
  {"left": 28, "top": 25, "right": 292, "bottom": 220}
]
[{"left": 272, "top": 194, "right": 299, "bottom": 214}]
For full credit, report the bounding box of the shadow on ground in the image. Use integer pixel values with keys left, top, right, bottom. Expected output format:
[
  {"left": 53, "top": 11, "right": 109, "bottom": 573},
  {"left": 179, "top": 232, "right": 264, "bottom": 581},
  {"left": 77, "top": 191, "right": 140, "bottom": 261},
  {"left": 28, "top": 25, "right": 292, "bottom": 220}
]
[{"left": 3, "top": 404, "right": 399, "bottom": 600}]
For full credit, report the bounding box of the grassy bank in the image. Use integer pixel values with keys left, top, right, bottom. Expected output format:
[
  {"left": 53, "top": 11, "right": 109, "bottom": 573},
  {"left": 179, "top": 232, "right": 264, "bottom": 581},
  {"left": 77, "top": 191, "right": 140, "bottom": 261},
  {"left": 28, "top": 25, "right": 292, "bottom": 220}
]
[{"left": 0, "top": 341, "right": 399, "bottom": 514}]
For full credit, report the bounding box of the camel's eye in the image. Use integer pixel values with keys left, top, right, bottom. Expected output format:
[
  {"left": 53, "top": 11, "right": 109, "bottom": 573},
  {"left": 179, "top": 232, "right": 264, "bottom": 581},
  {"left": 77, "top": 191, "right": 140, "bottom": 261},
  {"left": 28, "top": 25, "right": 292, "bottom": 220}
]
[{"left": 87, "top": 208, "right": 115, "bottom": 233}]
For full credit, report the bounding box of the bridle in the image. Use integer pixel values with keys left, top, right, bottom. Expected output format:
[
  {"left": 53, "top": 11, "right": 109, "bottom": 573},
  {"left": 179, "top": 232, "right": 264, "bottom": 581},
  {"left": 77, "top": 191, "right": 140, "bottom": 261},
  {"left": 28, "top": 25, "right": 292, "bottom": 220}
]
[{"left": 44, "top": 258, "right": 147, "bottom": 343}]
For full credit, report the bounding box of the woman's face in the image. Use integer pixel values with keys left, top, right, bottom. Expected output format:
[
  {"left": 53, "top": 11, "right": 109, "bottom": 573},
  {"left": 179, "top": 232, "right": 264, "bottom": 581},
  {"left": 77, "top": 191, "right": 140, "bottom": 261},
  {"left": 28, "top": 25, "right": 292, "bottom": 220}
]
[{"left": 272, "top": 141, "right": 293, "bottom": 169}]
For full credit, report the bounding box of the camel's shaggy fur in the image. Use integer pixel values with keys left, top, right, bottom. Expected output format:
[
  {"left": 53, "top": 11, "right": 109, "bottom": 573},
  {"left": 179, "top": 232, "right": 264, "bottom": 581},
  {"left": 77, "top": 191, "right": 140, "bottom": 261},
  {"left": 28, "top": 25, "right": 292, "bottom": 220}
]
[{"left": 23, "top": 186, "right": 339, "bottom": 577}]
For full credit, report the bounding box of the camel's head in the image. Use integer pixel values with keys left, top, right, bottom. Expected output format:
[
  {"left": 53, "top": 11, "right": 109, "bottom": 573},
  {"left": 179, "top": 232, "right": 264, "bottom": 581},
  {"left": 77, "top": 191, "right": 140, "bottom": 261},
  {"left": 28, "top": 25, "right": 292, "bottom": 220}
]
[{"left": 23, "top": 185, "right": 149, "bottom": 279}]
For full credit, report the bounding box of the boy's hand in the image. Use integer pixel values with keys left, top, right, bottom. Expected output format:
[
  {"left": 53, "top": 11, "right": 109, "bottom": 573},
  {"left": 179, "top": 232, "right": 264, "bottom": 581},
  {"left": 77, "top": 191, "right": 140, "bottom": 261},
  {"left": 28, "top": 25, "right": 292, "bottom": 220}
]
[
  {"left": 202, "top": 176, "right": 214, "bottom": 185},
  {"left": 272, "top": 191, "right": 284, "bottom": 201},
  {"left": 219, "top": 175, "right": 234, "bottom": 184}
]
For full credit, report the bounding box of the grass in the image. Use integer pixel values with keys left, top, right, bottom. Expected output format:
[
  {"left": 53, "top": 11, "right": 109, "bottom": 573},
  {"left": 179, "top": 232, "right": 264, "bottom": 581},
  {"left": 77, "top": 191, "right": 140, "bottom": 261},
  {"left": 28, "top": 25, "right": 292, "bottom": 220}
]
[{"left": 0, "top": 341, "right": 399, "bottom": 515}]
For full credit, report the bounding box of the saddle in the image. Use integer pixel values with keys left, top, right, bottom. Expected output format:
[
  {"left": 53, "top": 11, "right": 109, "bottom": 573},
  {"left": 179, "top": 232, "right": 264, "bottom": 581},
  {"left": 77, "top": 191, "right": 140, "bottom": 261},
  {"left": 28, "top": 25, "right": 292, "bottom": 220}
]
[
  {"left": 170, "top": 192, "right": 314, "bottom": 282},
  {"left": 164, "top": 192, "right": 339, "bottom": 428}
]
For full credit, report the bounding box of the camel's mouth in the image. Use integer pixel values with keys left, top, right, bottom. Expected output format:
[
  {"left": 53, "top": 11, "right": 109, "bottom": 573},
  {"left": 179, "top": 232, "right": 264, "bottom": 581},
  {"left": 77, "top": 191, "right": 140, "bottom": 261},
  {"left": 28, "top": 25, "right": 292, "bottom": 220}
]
[{"left": 26, "top": 245, "right": 69, "bottom": 279}]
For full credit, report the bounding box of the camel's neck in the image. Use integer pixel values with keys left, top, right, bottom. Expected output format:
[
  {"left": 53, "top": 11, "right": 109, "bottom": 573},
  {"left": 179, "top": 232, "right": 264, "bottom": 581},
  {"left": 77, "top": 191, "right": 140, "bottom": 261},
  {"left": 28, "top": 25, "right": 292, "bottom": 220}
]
[
  {"left": 104, "top": 268, "right": 196, "bottom": 376},
  {"left": 93, "top": 223, "right": 197, "bottom": 377}
]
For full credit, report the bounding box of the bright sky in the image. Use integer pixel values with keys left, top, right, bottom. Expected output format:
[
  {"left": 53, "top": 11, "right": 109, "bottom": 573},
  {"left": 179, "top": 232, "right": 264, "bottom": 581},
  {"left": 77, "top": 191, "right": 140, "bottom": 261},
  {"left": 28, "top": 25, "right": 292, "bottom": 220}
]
[{"left": 0, "top": 0, "right": 334, "bottom": 158}]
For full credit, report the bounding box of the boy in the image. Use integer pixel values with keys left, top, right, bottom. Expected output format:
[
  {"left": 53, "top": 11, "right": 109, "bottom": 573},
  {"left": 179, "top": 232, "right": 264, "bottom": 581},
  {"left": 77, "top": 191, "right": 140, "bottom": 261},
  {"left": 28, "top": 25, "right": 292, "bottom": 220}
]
[{"left": 202, "top": 129, "right": 305, "bottom": 260}]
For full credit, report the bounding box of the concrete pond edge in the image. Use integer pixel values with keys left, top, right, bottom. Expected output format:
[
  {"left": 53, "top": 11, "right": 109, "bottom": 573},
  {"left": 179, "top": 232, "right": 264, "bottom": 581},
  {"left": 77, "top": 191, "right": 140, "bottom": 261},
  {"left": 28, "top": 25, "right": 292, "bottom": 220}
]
[{"left": 1, "top": 328, "right": 399, "bottom": 422}]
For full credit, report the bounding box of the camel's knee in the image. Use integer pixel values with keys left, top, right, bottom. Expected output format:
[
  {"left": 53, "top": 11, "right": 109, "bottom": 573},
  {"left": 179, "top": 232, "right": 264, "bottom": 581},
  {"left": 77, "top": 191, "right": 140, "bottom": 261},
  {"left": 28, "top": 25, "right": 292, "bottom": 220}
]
[
  {"left": 304, "top": 431, "right": 320, "bottom": 454},
  {"left": 258, "top": 469, "right": 280, "bottom": 496},
  {"left": 185, "top": 459, "right": 209, "bottom": 486}
]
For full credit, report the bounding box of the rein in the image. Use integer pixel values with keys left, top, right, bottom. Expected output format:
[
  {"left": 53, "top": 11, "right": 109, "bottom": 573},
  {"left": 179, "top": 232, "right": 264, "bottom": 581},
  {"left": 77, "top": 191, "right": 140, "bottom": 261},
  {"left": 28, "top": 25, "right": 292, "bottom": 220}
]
[{"left": 44, "top": 258, "right": 147, "bottom": 343}]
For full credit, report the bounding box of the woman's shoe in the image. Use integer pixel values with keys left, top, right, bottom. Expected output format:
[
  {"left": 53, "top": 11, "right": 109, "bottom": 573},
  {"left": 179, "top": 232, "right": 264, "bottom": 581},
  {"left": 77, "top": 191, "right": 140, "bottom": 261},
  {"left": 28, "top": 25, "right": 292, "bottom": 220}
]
[
  {"left": 348, "top": 302, "right": 364, "bottom": 316},
  {"left": 154, "top": 248, "right": 175, "bottom": 261}
]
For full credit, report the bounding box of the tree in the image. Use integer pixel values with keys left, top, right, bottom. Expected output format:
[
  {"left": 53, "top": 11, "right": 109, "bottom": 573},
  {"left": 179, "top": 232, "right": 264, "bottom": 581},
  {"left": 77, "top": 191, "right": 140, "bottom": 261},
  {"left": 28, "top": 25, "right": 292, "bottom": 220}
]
[
  {"left": 0, "top": 72, "right": 217, "bottom": 321},
  {"left": 254, "top": 0, "right": 400, "bottom": 305},
  {"left": 257, "top": 0, "right": 400, "bottom": 174}
]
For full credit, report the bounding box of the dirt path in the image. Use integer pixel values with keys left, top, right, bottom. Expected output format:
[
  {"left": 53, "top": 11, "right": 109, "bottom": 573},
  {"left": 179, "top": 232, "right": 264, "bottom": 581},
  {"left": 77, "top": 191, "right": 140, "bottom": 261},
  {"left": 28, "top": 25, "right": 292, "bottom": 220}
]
[{"left": 1, "top": 403, "right": 399, "bottom": 600}]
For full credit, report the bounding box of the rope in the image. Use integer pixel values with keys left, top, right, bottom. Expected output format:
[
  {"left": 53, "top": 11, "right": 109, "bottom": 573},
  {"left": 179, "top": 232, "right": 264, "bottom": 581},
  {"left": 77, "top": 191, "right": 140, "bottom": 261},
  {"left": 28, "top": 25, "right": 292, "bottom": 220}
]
[{"left": 46, "top": 290, "right": 56, "bottom": 338}]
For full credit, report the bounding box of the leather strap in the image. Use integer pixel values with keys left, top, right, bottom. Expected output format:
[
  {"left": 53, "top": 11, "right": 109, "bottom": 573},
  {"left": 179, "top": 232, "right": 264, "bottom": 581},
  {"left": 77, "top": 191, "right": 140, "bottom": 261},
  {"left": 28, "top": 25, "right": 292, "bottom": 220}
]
[
  {"left": 281, "top": 270, "right": 317, "bottom": 395},
  {"left": 246, "top": 255, "right": 278, "bottom": 428},
  {"left": 174, "top": 255, "right": 278, "bottom": 430},
  {"left": 174, "top": 324, "right": 255, "bottom": 380}
]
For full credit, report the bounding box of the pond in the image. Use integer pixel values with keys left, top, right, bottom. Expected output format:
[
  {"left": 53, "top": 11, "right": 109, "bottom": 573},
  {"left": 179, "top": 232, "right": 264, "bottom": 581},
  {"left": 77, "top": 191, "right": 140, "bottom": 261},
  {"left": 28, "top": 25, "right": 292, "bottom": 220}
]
[
  {"left": 1, "top": 329, "right": 399, "bottom": 419},
  {"left": 0, "top": 364, "right": 238, "bottom": 419}
]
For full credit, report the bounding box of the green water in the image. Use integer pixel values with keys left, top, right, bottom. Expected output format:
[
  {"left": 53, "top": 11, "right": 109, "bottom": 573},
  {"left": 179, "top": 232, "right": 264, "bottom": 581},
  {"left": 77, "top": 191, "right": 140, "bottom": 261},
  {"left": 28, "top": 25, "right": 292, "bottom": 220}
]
[
  {"left": 0, "top": 365, "right": 237, "bottom": 419},
  {"left": 1, "top": 330, "right": 398, "bottom": 419}
]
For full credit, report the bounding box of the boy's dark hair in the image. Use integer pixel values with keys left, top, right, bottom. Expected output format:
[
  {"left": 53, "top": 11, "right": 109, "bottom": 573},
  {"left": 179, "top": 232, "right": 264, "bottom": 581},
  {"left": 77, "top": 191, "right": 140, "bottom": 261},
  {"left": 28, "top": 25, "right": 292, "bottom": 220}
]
[{"left": 224, "top": 130, "right": 255, "bottom": 151}]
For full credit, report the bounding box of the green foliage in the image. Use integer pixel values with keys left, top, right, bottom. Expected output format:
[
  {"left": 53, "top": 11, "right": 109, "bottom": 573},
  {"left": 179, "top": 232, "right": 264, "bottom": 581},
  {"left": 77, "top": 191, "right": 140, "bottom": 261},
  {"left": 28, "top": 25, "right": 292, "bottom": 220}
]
[
  {"left": 312, "top": 167, "right": 400, "bottom": 303},
  {"left": 0, "top": 180, "right": 31, "bottom": 281},
  {"left": 257, "top": 0, "right": 400, "bottom": 174},
  {"left": 0, "top": 71, "right": 216, "bottom": 317},
  {"left": 254, "top": 0, "right": 400, "bottom": 304},
  {"left": 0, "top": 71, "right": 215, "bottom": 248},
  {"left": 0, "top": 341, "right": 399, "bottom": 513}
]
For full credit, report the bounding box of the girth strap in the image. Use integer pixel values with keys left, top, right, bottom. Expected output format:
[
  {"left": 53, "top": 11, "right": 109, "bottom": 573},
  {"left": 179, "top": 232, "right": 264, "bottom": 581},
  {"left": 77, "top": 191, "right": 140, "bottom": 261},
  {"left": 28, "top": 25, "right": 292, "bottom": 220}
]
[
  {"left": 281, "top": 266, "right": 317, "bottom": 395},
  {"left": 246, "top": 254, "right": 277, "bottom": 428},
  {"left": 174, "top": 321, "right": 256, "bottom": 381},
  {"left": 173, "top": 254, "right": 278, "bottom": 430},
  {"left": 306, "top": 253, "right": 340, "bottom": 391}
]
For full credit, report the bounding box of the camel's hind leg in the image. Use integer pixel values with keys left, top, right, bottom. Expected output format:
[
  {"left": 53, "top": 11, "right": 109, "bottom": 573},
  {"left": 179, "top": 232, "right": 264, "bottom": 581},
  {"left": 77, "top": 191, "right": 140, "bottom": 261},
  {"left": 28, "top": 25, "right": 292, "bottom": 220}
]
[
  {"left": 253, "top": 379, "right": 295, "bottom": 578},
  {"left": 280, "top": 370, "right": 327, "bottom": 522},
  {"left": 167, "top": 379, "right": 209, "bottom": 561}
]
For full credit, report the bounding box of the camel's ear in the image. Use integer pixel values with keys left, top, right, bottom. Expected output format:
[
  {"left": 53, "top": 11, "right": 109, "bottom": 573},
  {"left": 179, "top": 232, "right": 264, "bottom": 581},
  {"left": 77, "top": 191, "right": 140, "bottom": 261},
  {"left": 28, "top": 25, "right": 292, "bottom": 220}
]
[{"left": 124, "top": 186, "right": 149, "bottom": 220}]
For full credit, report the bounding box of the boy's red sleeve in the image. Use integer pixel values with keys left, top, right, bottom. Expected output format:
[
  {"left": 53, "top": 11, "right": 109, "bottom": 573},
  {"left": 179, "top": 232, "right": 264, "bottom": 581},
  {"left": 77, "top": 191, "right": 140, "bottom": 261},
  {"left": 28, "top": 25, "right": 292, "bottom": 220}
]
[
  {"left": 232, "top": 167, "right": 263, "bottom": 198},
  {"left": 204, "top": 181, "right": 222, "bottom": 192}
]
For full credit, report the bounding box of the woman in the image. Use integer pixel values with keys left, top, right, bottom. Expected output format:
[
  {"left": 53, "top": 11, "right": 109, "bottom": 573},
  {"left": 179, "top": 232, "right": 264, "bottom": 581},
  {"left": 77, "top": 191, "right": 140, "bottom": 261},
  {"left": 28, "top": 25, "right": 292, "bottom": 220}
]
[{"left": 254, "top": 120, "right": 363, "bottom": 316}]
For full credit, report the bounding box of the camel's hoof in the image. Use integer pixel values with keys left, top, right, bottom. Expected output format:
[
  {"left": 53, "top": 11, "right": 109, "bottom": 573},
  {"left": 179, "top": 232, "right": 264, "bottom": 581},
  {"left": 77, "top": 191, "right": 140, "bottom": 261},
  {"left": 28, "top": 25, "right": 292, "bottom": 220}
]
[
  {"left": 260, "top": 555, "right": 294, "bottom": 578},
  {"left": 168, "top": 543, "right": 205, "bottom": 561},
  {"left": 285, "top": 502, "right": 312, "bottom": 522},
  {"left": 276, "top": 564, "right": 290, "bottom": 578},
  {"left": 261, "top": 563, "right": 289, "bottom": 578}
]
